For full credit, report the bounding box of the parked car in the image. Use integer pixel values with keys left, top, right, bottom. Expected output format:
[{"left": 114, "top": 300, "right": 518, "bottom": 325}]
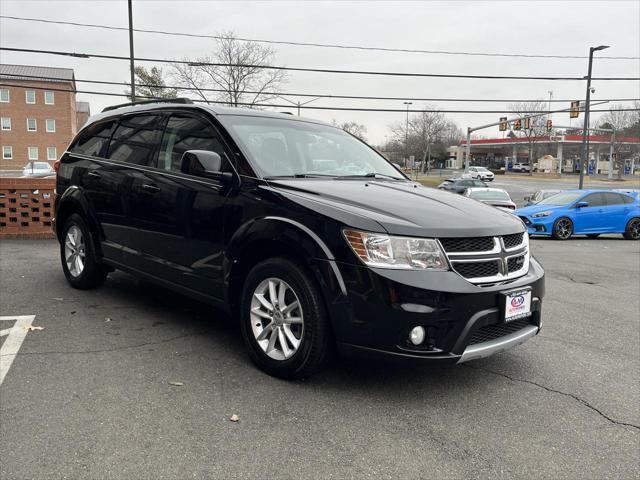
[
  {"left": 54, "top": 99, "right": 545, "bottom": 379},
  {"left": 22, "top": 161, "right": 54, "bottom": 177},
  {"left": 512, "top": 163, "right": 531, "bottom": 173},
  {"left": 468, "top": 166, "right": 495, "bottom": 181},
  {"left": 437, "top": 178, "right": 488, "bottom": 194},
  {"left": 516, "top": 190, "right": 640, "bottom": 240},
  {"left": 524, "top": 189, "right": 562, "bottom": 207},
  {"left": 463, "top": 187, "right": 516, "bottom": 212}
]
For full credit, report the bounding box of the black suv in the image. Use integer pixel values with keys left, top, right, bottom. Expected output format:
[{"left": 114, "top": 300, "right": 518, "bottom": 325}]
[{"left": 54, "top": 100, "right": 545, "bottom": 378}]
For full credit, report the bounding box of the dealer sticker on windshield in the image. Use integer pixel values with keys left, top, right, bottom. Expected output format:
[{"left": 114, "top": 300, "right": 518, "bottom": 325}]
[{"left": 503, "top": 288, "right": 532, "bottom": 322}]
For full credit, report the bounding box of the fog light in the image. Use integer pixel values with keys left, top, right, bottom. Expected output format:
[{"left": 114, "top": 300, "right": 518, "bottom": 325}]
[{"left": 409, "top": 326, "right": 425, "bottom": 345}]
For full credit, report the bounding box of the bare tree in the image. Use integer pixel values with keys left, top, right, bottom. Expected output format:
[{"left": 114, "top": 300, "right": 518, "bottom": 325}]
[
  {"left": 332, "top": 120, "right": 367, "bottom": 141},
  {"left": 409, "top": 107, "right": 447, "bottom": 173},
  {"left": 509, "top": 100, "right": 548, "bottom": 175},
  {"left": 172, "top": 31, "right": 287, "bottom": 107},
  {"left": 599, "top": 104, "right": 637, "bottom": 178}
]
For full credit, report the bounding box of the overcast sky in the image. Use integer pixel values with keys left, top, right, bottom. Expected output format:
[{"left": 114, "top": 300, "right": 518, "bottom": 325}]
[{"left": 1, "top": 0, "right": 638, "bottom": 144}]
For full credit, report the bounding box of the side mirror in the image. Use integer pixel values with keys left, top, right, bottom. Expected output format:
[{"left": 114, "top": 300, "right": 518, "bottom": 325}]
[
  {"left": 180, "top": 150, "right": 233, "bottom": 183},
  {"left": 575, "top": 201, "right": 589, "bottom": 208}
]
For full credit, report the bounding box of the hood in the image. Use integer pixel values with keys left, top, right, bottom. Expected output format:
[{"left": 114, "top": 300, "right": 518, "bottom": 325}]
[
  {"left": 267, "top": 179, "right": 525, "bottom": 237},
  {"left": 516, "top": 203, "right": 564, "bottom": 216}
]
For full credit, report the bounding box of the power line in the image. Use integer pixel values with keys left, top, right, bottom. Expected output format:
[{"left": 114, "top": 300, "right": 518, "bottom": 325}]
[
  {"left": 1, "top": 83, "right": 637, "bottom": 114},
  {"left": 3, "top": 72, "right": 639, "bottom": 104},
  {"left": 2, "top": 46, "right": 639, "bottom": 81},
  {"left": 1, "top": 14, "right": 638, "bottom": 60}
]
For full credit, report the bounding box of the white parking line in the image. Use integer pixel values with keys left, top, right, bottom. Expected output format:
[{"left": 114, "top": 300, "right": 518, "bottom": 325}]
[{"left": 0, "top": 315, "right": 36, "bottom": 386}]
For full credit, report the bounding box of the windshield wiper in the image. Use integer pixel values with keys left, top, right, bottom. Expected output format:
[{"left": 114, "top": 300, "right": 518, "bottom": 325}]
[
  {"left": 338, "top": 173, "right": 404, "bottom": 181},
  {"left": 264, "top": 173, "right": 337, "bottom": 179}
]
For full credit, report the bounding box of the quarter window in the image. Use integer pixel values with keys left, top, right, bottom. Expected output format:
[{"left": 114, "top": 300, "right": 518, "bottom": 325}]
[
  {"left": 46, "top": 119, "right": 56, "bottom": 132},
  {"left": 106, "top": 114, "right": 164, "bottom": 165},
  {"left": 1, "top": 117, "right": 10, "bottom": 130},
  {"left": 2, "top": 146, "right": 12, "bottom": 159},
  {"left": 25, "top": 90, "right": 36, "bottom": 104},
  {"left": 70, "top": 120, "right": 117, "bottom": 157},
  {"left": 158, "top": 114, "right": 227, "bottom": 171},
  {"left": 47, "top": 147, "right": 57, "bottom": 161},
  {"left": 28, "top": 147, "right": 38, "bottom": 160},
  {"left": 0, "top": 89, "right": 9, "bottom": 102},
  {"left": 27, "top": 118, "right": 37, "bottom": 131},
  {"left": 44, "top": 91, "right": 55, "bottom": 105}
]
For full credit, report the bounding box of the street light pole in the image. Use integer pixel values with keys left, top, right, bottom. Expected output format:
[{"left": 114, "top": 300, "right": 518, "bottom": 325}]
[
  {"left": 128, "top": 0, "right": 136, "bottom": 102},
  {"left": 404, "top": 102, "right": 412, "bottom": 168},
  {"left": 579, "top": 45, "right": 609, "bottom": 189}
]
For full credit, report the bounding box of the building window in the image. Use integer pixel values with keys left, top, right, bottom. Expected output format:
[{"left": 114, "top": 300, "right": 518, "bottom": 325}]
[
  {"left": 47, "top": 147, "right": 57, "bottom": 161},
  {"left": 27, "top": 118, "right": 37, "bottom": 132},
  {"left": 26, "top": 90, "right": 36, "bottom": 104},
  {"left": 1, "top": 117, "right": 10, "bottom": 131},
  {"left": 2, "top": 146, "right": 12, "bottom": 159},
  {"left": 46, "top": 119, "right": 56, "bottom": 132},
  {"left": 44, "top": 91, "right": 55, "bottom": 105},
  {"left": 0, "top": 89, "right": 9, "bottom": 102},
  {"left": 28, "top": 147, "right": 38, "bottom": 160}
]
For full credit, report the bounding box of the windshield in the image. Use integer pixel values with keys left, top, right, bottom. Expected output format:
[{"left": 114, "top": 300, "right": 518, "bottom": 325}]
[
  {"left": 469, "top": 190, "right": 510, "bottom": 201},
  {"left": 538, "top": 191, "right": 582, "bottom": 205},
  {"left": 476, "top": 167, "right": 489, "bottom": 171},
  {"left": 221, "top": 115, "right": 405, "bottom": 179}
]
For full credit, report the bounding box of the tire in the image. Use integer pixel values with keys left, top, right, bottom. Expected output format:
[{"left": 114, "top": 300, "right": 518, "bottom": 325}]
[
  {"left": 239, "top": 257, "right": 331, "bottom": 379},
  {"left": 60, "top": 213, "right": 108, "bottom": 289},
  {"left": 552, "top": 217, "right": 573, "bottom": 240},
  {"left": 586, "top": 234, "right": 600, "bottom": 239},
  {"left": 623, "top": 217, "right": 640, "bottom": 240}
]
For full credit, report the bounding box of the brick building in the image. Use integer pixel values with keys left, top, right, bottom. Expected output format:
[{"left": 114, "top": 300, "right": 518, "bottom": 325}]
[{"left": 0, "top": 64, "right": 84, "bottom": 171}]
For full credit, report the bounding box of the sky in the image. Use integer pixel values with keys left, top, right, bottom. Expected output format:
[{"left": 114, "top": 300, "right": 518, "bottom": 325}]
[{"left": 1, "top": 0, "right": 639, "bottom": 145}]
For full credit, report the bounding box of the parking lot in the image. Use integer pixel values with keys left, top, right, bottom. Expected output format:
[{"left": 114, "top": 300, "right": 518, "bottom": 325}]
[{"left": 1, "top": 228, "right": 639, "bottom": 479}]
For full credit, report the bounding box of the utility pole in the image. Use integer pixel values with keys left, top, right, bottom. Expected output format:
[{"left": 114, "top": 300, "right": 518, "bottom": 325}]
[
  {"left": 128, "top": 0, "right": 136, "bottom": 102},
  {"left": 579, "top": 45, "right": 609, "bottom": 189},
  {"left": 404, "top": 102, "right": 412, "bottom": 168}
]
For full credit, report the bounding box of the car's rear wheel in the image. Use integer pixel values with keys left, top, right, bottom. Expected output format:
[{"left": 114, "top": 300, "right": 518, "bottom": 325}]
[
  {"left": 240, "top": 258, "right": 331, "bottom": 379},
  {"left": 623, "top": 218, "right": 640, "bottom": 240},
  {"left": 586, "top": 234, "right": 600, "bottom": 239},
  {"left": 60, "top": 214, "right": 108, "bottom": 289},
  {"left": 552, "top": 217, "right": 573, "bottom": 240}
]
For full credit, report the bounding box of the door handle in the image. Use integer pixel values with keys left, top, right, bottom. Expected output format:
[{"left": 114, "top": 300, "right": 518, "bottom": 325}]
[
  {"left": 87, "top": 171, "right": 101, "bottom": 178},
  {"left": 141, "top": 183, "right": 161, "bottom": 193}
]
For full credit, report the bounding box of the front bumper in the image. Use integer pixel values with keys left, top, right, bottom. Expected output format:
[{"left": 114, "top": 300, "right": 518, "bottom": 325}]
[
  {"left": 518, "top": 215, "right": 554, "bottom": 236},
  {"left": 324, "top": 257, "right": 545, "bottom": 363}
]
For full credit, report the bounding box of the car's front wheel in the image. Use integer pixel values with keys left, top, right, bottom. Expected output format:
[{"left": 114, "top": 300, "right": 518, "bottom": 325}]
[
  {"left": 240, "top": 258, "right": 331, "bottom": 379},
  {"left": 623, "top": 218, "right": 640, "bottom": 240},
  {"left": 60, "top": 214, "right": 108, "bottom": 289},
  {"left": 552, "top": 217, "right": 573, "bottom": 240}
]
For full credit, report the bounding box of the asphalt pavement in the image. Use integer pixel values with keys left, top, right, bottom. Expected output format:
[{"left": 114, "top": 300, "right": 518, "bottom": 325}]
[{"left": 1, "top": 235, "right": 639, "bottom": 479}]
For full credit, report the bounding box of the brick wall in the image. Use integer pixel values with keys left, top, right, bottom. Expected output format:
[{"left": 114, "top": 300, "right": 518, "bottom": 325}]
[
  {"left": 0, "top": 81, "right": 76, "bottom": 170},
  {"left": 0, "top": 177, "right": 56, "bottom": 239}
]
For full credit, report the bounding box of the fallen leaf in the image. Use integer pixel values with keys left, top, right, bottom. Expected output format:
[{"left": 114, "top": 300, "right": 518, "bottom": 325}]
[
  {"left": 70, "top": 311, "right": 76, "bottom": 315},
  {"left": 105, "top": 317, "right": 112, "bottom": 322},
  {"left": 24, "top": 325, "right": 44, "bottom": 332},
  {"left": 230, "top": 414, "right": 240, "bottom": 422},
  {"left": 168, "top": 381, "right": 184, "bottom": 387}
]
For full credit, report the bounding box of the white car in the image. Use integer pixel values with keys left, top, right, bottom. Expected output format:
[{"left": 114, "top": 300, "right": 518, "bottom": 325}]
[
  {"left": 512, "top": 163, "right": 531, "bottom": 173},
  {"left": 468, "top": 166, "right": 494, "bottom": 181},
  {"left": 463, "top": 187, "right": 516, "bottom": 212},
  {"left": 22, "top": 162, "right": 54, "bottom": 177}
]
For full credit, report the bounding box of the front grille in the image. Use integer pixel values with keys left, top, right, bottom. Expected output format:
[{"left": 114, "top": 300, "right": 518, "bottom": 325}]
[
  {"left": 452, "top": 261, "right": 499, "bottom": 279},
  {"left": 507, "top": 255, "right": 526, "bottom": 272},
  {"left": 503, "top": 232, "right": 524, "bottom": 249},
  {"left": 440, "top": 236, "right": 494, "bottom": 252},
  {"left": 468, "top": 318, "right": 532, "bottom": 345}
]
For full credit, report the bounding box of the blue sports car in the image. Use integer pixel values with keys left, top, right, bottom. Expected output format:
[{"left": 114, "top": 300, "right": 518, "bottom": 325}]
[{"left": 516, "top": 189, "right": 640, "bottom": 240}]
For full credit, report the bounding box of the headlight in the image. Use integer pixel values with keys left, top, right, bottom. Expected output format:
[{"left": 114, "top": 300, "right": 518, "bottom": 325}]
[
  {"left": 532, "top": 210, "right": 553, "bottom": 218},
  {"left": 343, "top": 230, "right": 449, "bottom": 270}
]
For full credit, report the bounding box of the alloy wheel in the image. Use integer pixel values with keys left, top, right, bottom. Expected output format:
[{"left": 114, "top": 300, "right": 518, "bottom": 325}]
[
  {"left": 64, "top": 225, "right": 86, "bottom": 277},
  {"left": 556, "top": 219, "right": 572, "bottom": 239},
  {"left": 630, "top": 219, "right": 640, "bottom": 239},
  {"left": 250, "top": 278, "right": 304, "bottom": 361}
]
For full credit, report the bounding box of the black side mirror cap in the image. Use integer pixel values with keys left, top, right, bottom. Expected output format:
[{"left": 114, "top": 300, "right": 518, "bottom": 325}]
[{"left": 575, "top": 201, "right": 589, "bottom": 208}]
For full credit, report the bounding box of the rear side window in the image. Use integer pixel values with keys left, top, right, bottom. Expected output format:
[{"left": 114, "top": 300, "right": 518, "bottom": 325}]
[
  {"left": 582, "top": 193, "right": 606, "bottom": 207},
  {"left": 70, "top": 120, "right": 117, "bottom": 157},
  {"left": 106, "top": 114, "right": 164, "bottom": 165},
  {"left": 157, "top": 114, "right": 228, "bottom": 172},
  {"left": 602, "top": 192, "right": 629, "bottom": 206}
]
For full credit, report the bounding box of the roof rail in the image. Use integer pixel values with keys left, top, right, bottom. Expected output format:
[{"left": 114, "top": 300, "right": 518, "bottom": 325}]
[{"left": 102, "top": 97, "right": 193, "bottom": 113}]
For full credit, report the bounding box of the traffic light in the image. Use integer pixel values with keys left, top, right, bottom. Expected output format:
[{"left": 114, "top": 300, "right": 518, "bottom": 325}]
[
  {"left": 513, "top": 119, "right": 521, "bottom": 130},
  {"left": 570, "top": 101, "right": 580, "bottom": 118},
  {"left": 546, "top": 119, "right": 553, "bottom": 132},
  {"left": 499, "top": 117, "right": 508, "bottom": 131},
  {"left": 523, "top": 117, "right": 531, "bottom": 130}
]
